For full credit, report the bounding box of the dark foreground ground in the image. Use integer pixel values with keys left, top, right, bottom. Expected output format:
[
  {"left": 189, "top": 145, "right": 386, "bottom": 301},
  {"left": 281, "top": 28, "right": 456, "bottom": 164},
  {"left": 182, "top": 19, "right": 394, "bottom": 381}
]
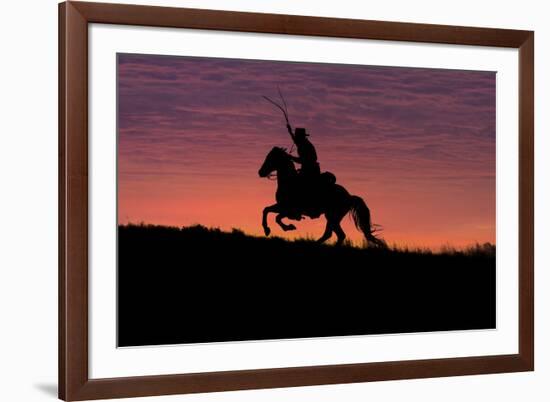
[{"left": 118, "top": 224, "right": 496, "bottom": 347}]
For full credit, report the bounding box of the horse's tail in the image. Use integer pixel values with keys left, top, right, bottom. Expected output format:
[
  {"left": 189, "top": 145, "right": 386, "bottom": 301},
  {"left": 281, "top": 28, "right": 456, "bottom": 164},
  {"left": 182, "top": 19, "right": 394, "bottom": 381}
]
[{"left": 349, "top": 195, "right": 387, "bottom": 248}]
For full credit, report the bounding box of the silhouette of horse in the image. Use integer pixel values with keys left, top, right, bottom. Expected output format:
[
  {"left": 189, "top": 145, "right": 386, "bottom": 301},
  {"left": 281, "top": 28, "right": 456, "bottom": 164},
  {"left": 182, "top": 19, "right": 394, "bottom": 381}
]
[{"left": 258, "top": 146, "right": 386, "bottom": 247}]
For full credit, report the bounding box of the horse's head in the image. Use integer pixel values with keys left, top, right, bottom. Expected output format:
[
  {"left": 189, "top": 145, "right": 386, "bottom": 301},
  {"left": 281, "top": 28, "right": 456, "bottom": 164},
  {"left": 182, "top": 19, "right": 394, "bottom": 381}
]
[{"left": 258, "top": 146, "right": 290, "bottom": 178}]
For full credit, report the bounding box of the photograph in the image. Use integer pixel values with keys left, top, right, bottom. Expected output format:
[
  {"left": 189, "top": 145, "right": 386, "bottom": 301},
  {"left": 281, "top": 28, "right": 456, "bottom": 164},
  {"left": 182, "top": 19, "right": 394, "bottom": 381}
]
[
  {"left": 0, "top": 0, "right": 541, "bottom": 400},
  {"left": 117, "top": 53, "right": 497, "bottom": 347}
]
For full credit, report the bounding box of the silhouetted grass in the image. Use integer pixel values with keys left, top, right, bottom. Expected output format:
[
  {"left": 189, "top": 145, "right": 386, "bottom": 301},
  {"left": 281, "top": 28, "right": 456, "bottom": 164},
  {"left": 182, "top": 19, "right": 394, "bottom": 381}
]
[
  {"left": 120, "top": 223, "right": 495, "bottom": 258},
  {"left": 118, "top": 223, "right": 496, "bottom": 347}
]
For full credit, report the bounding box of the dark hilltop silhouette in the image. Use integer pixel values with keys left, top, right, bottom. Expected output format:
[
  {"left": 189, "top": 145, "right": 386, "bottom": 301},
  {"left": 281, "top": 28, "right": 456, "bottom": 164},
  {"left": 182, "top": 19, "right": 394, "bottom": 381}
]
[{"left": 118, "top": 224, "right": 496, "bottom": 347}]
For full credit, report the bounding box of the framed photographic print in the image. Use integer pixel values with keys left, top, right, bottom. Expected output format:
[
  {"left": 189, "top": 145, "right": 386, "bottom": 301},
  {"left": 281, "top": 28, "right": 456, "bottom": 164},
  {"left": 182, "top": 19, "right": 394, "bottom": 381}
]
[{"left": 59, "top": 1, "right": 534, "bottom": 400}]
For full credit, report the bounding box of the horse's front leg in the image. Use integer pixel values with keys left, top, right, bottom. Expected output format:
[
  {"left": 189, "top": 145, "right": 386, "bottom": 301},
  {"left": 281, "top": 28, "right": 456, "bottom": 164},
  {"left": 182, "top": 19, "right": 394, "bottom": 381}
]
[
  {"left": 276, "top": 214, "right": 296, "bottom": 231},
  {"left": 262, "top": 204, "right": 279, "bottom": 236}
]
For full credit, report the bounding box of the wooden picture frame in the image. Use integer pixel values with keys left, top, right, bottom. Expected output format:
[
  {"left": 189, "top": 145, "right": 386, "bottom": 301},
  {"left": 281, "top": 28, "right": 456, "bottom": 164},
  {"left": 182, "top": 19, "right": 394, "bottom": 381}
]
[{"left": 59, "top": 1, "right": 534, "bottom": 400}]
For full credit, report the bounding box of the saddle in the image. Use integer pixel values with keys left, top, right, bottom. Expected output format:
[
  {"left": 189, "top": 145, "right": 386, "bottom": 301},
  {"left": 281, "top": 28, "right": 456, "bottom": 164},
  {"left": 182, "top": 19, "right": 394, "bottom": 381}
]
[{"left": 293, "top": 171, "right": 337, "bottom": 218}]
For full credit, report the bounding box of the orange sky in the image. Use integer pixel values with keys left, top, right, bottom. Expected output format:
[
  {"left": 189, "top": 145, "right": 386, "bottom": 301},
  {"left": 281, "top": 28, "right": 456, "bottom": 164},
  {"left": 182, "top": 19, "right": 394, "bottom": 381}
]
[{"left": 118, "top": 54, "right": 496, "bottom": 250}]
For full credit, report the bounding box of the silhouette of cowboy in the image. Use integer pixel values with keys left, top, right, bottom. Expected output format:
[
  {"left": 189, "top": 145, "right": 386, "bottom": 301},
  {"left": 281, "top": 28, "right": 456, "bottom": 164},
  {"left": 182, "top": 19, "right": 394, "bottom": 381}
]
[
  {"left": 286, "top": 124, "right": 321, "bottom": 179},
  {"left": 285, "top": 124, "right": 330, "bottom": 217},
  {"left": 261, "top": 90, "right": 335, "bottom": 212}
]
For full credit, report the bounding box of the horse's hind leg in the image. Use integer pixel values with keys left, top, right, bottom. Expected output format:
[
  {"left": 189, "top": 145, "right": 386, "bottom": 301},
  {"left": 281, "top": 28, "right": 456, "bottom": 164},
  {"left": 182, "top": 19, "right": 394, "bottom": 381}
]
[
  {"left": 317, "top": 220, "right": 333, "bottom": 243},
  {"left": 327, "top": 212, "right": 347, "bottom": 246},
  {"left": 276, "top": 214, "right": 296, "bottom": 231},
  {"left": 333, "top": 223, "right": 346, "bottom": 246}
]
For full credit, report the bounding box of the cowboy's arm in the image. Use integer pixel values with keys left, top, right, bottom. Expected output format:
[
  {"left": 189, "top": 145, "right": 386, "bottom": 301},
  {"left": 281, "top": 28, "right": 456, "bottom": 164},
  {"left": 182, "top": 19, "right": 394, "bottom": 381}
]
[
  {"left": 286, "top": 124, "right": 296, "bottom": 142},
  {"left": 289, "top": 154, "right": 302, "bottom": 164}
]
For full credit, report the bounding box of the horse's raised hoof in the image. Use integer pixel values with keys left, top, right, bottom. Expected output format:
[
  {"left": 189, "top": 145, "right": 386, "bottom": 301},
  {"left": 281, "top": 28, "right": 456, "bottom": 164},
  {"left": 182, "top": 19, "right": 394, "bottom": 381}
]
[
  {"left": 263, "top": 226, "right": 271, "bottom": 236},
  {"left": 283, "top": 224, "right": 296, "bottom": 231}
]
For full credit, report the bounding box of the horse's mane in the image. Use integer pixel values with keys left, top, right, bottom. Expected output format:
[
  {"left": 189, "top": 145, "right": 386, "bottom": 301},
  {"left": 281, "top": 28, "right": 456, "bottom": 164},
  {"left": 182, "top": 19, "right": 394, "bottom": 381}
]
[
  {"left": 272, "top": 146, "right": 291, "bottom": 158},
  {"left": 272, "top": 146, "right": 286, "bottom": 153},
  {"left": 271, "top": 146, "right": 295, "bottom": 171}
]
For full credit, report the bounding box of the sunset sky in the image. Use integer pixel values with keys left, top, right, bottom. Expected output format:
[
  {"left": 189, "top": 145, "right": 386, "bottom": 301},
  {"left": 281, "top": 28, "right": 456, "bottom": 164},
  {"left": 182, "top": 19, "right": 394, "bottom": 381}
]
[{"left": 117, "top": 53, "right": 496, "bottom": 250}]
